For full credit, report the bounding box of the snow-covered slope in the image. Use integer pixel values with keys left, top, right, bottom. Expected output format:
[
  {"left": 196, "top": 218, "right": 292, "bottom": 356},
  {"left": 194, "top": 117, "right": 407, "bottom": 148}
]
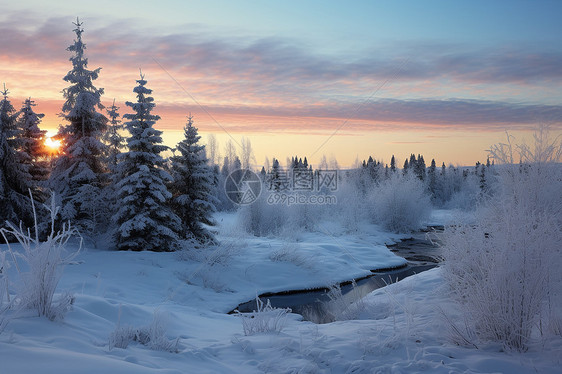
[{"left": 1, "top": 213, "right": 560, "bottom": 373}]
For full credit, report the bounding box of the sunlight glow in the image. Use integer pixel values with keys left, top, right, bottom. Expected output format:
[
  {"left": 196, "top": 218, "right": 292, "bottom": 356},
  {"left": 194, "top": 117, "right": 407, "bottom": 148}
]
[{"left": 44, "top": 131, "right": 62, "bottom": 152}]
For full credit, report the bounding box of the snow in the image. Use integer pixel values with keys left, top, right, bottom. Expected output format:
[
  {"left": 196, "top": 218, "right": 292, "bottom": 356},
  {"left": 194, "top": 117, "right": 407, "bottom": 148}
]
[{"left": 1, "top": 211, "right": 560, "bottom": 373}]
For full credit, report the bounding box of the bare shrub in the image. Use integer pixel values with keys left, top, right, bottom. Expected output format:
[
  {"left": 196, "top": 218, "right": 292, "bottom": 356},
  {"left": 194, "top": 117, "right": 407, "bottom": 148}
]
[
  {"left": 269, "top": 243, "right": 312, "bottom": 268},
  {"left": 109, "top": 309, "right": 179, "bottom": 352},
  {"left": 235, "top": 296, "right": 291, "bottom": 336},
  {"left": 370, "top": 174, "right": 432, "bottom": 233},
  {"left": 443, "top": 126, "right": 562, "bottom": 351},
  {"left": 0, "top": 193, "right": 81, "bottom": 320},
  {"left": 322, "top": 281, "right": 366, "bottom": 322}
]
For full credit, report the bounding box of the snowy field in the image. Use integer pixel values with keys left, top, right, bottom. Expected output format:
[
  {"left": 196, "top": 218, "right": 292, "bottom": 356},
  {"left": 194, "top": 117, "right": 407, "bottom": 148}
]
[{"left": 1, "top": 211, "right": 560, "bottom": 373}]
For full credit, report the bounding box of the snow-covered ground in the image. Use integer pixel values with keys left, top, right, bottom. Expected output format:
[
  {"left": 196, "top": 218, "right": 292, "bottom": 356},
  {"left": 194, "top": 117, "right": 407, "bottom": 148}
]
[{"left": 1, "top": 211, "right": 560, "bottom": 373}]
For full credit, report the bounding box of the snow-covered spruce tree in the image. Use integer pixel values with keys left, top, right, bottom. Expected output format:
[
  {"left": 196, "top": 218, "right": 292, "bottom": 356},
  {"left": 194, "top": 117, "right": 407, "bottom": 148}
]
[
  {"left": 103, "top": 99, "right": 125, "bottom": 173},
  {"left": 113, "top": 73, "right": 181, "bottom": 252},
  {"left": 48, "top": 18, "right": 109, "bottom": 235},
  {"left": 0, "top": 86, "right": 36, "bottom": 229},
  {"left": 16, "top": 98, "right": 49, "bottom": 201},
  {"left": 102, "top": 99, "right": 125, "bottom": 218},
  {"left": 170, "top": 115, "right": 217, "bottom": 243}
]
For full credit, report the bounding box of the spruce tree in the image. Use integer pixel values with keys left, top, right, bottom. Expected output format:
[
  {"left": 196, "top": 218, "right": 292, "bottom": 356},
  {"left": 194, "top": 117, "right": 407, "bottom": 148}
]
[
  {"left": 415, "top": 154, "right": 426, "bottom": 180},
  {"left": 428, "top": 158, "right": 437, "bottom": 197},
  {"left": 0, "top": 86, "right": 35, "bottom": 228},
  {"left": 16, "top": 98, "right": 49, "bottom": 201},
  {"left": 102, "top": 99, "right": 126, "bottom": 220},
  {"left": 170, "top": 115, "right": 217, "bottom": 243},
  {"left": 103, "top": 99, "right": 125, "bottom": 173},
  {"left": 270, "top": 158, "right": 281, "bottom": 191},
  {"left": 48, "top": 18, "right": 109, "bottom": 234},
  {"left": 390, "top": 155, "right": 396, "bottom": 173},
  {"left": 113, "top": 72, "right": 181, "bottom": 252}
]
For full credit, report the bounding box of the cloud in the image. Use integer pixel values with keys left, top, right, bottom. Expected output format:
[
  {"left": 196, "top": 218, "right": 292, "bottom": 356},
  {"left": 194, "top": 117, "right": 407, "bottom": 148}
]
[
  {"left": 1, "top": 11, "right": 561, "bottom": 136},
  {"left": 155, "top": 98, "right": 561, "bottom": 133}
]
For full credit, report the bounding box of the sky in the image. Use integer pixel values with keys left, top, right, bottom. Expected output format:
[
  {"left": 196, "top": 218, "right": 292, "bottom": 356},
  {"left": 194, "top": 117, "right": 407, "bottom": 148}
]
[{"left": 1, "top": 0, "right": 561, "bottom": 167}]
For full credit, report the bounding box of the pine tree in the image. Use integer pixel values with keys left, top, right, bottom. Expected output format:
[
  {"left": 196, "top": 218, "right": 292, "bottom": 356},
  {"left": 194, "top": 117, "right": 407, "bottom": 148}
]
[
  {"left": 403, "top": 158, "right": 409, "bottom": 175},
  {"left": 102, "top": 99, "right": 126, "bottom": 220},
  {"left": 113, "top": 72, "right": 181, "bottom": 252},
  {"left": 232, "top": 156, "right": 242, "bottom": 171},
  {"left": 16, "top": 98, "right": 49, "bottom": 200},
  {"left": 270, "top": 158, "right": 281, "bottom": 191},
  {"left": 48, "top": 18, "right": 109, "bottom": 234},
  {"left": 428, "top": 158, "right": 437, "bottom": 197},
  {"left": 216, "top": 156, "right": 234, "bottom": 211},
  {"left": 0, "top": 86, "right": 36, "bottom": 228},
  {"left": 103, "top": 99, "right": 125, "bottom": 173},
  {"left": 390, "top": 155, "right": 396, "bottom": 173},
  {"left": 170, "top": 115, "right": 217, "bottom": 243},
  {"left": 409, "top": 154, "right": 416, "bottom": 169},
  {"left": 414, "top": 154, "right": 426, "bottom": 180}
]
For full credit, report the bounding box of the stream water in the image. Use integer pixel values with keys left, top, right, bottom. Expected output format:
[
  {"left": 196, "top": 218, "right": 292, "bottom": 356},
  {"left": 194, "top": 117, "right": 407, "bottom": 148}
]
[{"left": 231, "top": 227, "right": 443, "bottom": 323}]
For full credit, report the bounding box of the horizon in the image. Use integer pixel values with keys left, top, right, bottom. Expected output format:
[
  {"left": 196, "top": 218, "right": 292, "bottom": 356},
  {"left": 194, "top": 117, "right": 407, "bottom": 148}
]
[{"left": 1, "top": 1, "right": 561, "bottom": 167}]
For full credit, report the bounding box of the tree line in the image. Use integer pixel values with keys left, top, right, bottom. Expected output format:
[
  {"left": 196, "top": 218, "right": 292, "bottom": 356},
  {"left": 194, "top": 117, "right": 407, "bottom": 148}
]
[{"left": 0, "top": 19, "right": 216, "bottom": 251}]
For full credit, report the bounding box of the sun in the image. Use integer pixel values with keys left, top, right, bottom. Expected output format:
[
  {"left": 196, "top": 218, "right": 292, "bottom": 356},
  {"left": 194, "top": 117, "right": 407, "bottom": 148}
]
[{"left": 44, "top": 131, "right": 62, "bottom": 153}]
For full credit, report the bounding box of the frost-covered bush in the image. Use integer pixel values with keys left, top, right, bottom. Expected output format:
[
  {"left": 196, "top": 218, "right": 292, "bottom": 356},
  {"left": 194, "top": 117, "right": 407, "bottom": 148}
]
[
  {"left": 444, "top": 172, "right": 482, "bottom": 210},
  {"left": 0, "top": 193, "right": 81, "bottom": 320},
  {"left": 269, "top": 243, "right": 312, "bottom": 268},
  {"left": 369, "top": 174, "right": 431, "bottom": 233},
  {"left": 0, "top": 251, "right": 10, "bottom": 333},
  {"left": 322, "top": 281, "right": 366, "bottom": 322},
  {"left": 237, "top": 193, "right": 289, "bottom": 236},
  {"left": 333, "top": 178, "right": 369, "bottom": 232},
  {"left": 109, "top": 310, "right": 179, "bottom": 352},
  {"left": 443, "top": 127, "right": 562, "bottom": 351},
  {"left": 177, "top": 238, "right": 244, "bottom": 293},
  {"left": 235, "top": 296, "right": 291, "bottom": 335}
]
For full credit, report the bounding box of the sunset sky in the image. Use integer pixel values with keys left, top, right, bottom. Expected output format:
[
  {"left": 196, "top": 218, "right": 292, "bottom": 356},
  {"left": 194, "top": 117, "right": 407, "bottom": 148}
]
[{"left": 1, "top": 0, "right": 561, "bottom": 167}]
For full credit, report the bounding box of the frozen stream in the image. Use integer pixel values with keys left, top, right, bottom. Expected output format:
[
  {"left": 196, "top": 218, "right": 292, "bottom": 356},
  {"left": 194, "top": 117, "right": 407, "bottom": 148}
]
[{"left": 231, "top": 227, "right": 443, "bottom": 323}]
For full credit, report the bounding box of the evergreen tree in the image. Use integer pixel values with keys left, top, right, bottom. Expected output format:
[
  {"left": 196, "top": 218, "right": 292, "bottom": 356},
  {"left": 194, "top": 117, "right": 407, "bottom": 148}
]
[
  {"left": 216, "top": 156, "right": 234, "bottom": 211},
  {"left": 103, "top": 99, "right": 125, "bottom": 173},
  {"left": 48, "top": 18, "right": 109, "bottom": 234},
  {"left": 0, "top": 86, "right": 35, "bottom": 228},
  {"left": 390, "top": 155, "right": 396, "bottom": 173},
  {"left": 403, "top": 158, "right": 409, "bottom": 175},
  {"left": 479, "top": 164, "right": 487, "bottom": 193},
  {"left": 428, "top": 158, "right": 437, "bottom": 197},
  {"left": 367, "top": 157, "right": 379, "bottom": 182},
  {"left": 232, "top": 156, "right": 242, "bottom": 171},
  {"left": 16, "top": 98, "right": 49, "bottom": 200},
  {"left": 270, "top": 158, "right": 281, "bottom": 191},
  {"left": 409, "top": 154, "right": 416, "bottom": 169},
  {"left": 414, "top": 154, "right": 426, "bottom": 180},
  {"left": 113, "top": 72, "right": 181, "bottom": 252},
  {"left": 170, "top": 115, "right": 217, "bottom": 243},
  {"left": 102, "top": 99, "right": 126, "bottom": 220}
]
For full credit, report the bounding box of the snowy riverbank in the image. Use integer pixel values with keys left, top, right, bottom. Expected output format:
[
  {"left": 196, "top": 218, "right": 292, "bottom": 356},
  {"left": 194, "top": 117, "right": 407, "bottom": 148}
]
[{"left": 1, "top": 211, "right": 560, "bottom": 373}]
